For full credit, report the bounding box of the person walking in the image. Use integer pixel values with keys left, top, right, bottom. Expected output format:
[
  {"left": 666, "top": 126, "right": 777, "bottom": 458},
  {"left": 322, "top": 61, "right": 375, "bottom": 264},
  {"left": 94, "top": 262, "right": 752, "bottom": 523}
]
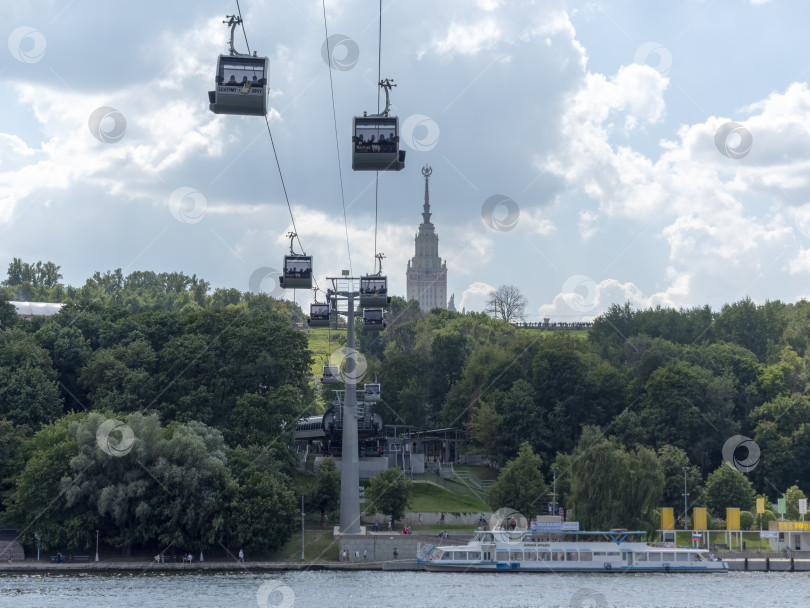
[
  {"left": 393, "top": 547, "right": 398, "bottom": 560},
  {"left": 238, "top": 548, "right": 244, "bottom": 563}
]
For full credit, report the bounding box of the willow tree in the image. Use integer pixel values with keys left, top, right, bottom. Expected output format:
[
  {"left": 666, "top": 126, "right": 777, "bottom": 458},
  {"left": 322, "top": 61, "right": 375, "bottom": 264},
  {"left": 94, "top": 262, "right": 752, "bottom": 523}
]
[{"left": 570, "top": 426, "right": 664, "bottom": 531}]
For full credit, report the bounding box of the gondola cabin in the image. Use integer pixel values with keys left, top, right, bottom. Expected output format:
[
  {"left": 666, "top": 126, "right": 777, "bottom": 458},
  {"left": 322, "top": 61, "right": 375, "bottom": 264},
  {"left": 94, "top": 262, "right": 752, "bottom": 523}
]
[
  {"left": 280, "top": 255, "right": 312, "bottom": 289},
  {"left": 208, "top": 54, "right": 270, "bottom": 116},
  {"left": 352, "top": 116, "right": 405, "bottom": 171},
  {"left": 362, "top": 308, "right": 386, "bottom": 331},
  {"left": 308, "top": 303, "right": 330, "bottom": 327},
  {"left": 359, "top": 276, "right": 389, "bottom": 308},
  {"left": 322, "top": 364, "right": 340, "bottom": 384},
  {"left": 364, "top": 383, "right": 381, "bottom": 402}
]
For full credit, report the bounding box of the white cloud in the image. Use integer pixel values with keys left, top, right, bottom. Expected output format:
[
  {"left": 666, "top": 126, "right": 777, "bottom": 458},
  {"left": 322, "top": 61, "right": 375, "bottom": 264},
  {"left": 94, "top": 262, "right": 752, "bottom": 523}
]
[{"left": 459, "top": 281, "right": 495, "bottom": 313}]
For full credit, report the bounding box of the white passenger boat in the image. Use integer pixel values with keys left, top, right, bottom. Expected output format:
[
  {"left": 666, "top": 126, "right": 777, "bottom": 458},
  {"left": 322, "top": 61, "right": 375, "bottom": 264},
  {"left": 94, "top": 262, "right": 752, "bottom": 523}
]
[{"left": 417, "top": 529, "right": 728, "bottom": 573}]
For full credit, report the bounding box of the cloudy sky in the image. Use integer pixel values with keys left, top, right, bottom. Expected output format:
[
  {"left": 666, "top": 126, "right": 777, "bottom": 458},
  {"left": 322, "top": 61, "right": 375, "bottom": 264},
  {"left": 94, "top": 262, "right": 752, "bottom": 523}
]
[{"left": 2, "top": 0, "right": 809, "bottom": 321}]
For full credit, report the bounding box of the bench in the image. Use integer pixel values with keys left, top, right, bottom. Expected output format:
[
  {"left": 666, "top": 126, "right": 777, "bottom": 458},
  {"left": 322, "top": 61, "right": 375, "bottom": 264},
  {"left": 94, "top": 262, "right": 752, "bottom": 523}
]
[{"left": 71, "top": 555, "right": 90, "bottom": 562}]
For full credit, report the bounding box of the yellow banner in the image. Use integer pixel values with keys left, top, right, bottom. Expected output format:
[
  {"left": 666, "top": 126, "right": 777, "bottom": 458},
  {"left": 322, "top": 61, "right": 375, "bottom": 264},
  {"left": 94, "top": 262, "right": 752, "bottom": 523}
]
[
  {"left": 756, "top": 497, "right": 765, "bottom": 514},
  {"left": 660, "top": 507, "right": 674, "bottom": 530},
  {"left": 726, "top": 508, "right": 740, "bottom": 531},
  {"left": 778, "top": 521, "right": 810, "bottom": 531},
  {"left": 694, "top": 507, "right": 707, "bottom": 530}
]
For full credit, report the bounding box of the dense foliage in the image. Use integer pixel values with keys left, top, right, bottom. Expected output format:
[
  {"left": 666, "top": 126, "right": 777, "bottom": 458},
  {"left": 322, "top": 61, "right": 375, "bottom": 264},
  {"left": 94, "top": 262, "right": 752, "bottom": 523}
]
[
  {"left": 0, "top": 261, "right": 312, "bottom": 556},
  {"left": 4, "top": 258, "right": 810, "bottom": 545}
]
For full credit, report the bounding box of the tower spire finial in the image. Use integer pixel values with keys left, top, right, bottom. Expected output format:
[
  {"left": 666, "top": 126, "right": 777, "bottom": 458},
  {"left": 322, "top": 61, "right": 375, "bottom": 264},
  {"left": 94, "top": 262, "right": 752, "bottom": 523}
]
[{"left": 421, "top": 164, "right": 432, "bottom": 224}]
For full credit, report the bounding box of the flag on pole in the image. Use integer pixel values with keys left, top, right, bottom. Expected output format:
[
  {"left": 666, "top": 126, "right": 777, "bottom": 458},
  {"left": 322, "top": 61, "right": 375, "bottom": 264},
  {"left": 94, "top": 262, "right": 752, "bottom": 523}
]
[{"left": 691, "top": 533, "right": 702, "bottom": 541}]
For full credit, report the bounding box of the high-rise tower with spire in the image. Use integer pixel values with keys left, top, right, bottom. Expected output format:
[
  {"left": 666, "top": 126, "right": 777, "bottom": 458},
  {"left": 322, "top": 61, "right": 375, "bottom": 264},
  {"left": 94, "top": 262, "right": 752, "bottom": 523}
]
[{"left": 406, "top": 165, "right": 448, "bottom": 311}]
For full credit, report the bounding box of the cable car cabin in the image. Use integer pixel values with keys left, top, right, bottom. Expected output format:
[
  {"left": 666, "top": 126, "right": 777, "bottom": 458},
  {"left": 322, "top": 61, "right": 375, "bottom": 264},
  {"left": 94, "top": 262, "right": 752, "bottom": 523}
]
[
  {"left": 359, "top": 276, "right": 389, "bottom": 308},
  {"left": 209, "top": 55, "right": 270, "bottom": 116},
  {"left": 280, "top": 255, "right": 312, "bottom": 289},
  {"left": 308, "top": 303, "right": 330, "bottom": 328},
  {"left": 322, "top": 365, "right": 340, "bottom": 384},
  {"left": 352, "top": 116, "right": 405, "bottom": 171},
  {"left": 364, "top": 383, "right": 381, "bottom": 402},
  {"left": 362, "top": 308, "right": 386, "bottom": 331}
]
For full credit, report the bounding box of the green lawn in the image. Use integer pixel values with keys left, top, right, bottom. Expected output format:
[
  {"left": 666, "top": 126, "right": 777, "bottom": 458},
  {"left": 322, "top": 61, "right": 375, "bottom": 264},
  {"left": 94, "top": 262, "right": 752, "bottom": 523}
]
[
  {"left": 305, "top": 327, "right": 344, "bottom": 379},
  {"left": 409, "top": 482, "right": 491, "bottom": 512},
  {"left": 673, "top": 530, "right": 771, "bottom": 551},
  {"left": 273, "top": 528, "right": 340, "bottom": 562}
]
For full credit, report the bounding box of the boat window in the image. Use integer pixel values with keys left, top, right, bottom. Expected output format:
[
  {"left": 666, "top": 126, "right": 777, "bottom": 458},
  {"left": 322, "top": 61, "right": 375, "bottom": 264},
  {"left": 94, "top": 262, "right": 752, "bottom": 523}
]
[
  {"left": 496, "top": 551, "right": 509, "bottom": 561},
  {"left": 538, "top": 551, "right": 550, "bottom": 561},
  {"left": 623, "top": 552, "right": 632, "bottom": 561},
  {"left": 648, "top": 552, "right": 661, "bottom": 561},
  {"left": 606, "top": 552, "right": 620, "bottom": 557},
  {"left": 593, "top": 552, "right": 606, "bottom": 556},
  {"left": 440, "top": 552, "right": 452, "bottom": 560},
  {"left": 552, "top": 551, "right": 564, "bottom": 561},
  {"left": 524, "top": 550, "right": 537, "bottom": 561},
  {"left": 579, "top": 551, "right": 592, "bottom": 562},
  {"left": 509, "top": 551, "right": 522, "bottom": 561},
  {"left": 636, "top": 553, "right": 647, "bottom": 562},
  {"left": 662, "top": 553, "right": 675, "bottom": 562},
  {"left": 676, "top": 553, "right": 689, "bottom": 562}
]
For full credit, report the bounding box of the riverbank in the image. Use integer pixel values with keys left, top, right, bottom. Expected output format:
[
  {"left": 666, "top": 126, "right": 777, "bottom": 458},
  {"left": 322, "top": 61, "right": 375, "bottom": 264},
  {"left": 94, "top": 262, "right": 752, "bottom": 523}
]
[
  {"left": 3, "top": 558, "right": 810, "bottom": 574},
  {"left": 0, "top": 559, "right": 421, "bottom": 574}
]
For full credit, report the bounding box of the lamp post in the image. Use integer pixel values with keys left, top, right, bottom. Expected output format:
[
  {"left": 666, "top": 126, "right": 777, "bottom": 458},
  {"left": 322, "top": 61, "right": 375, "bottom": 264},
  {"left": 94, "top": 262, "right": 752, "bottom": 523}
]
[
  {"left": 682, "top": 467, "right": 689, "bottom": 530},
  {"left": 552, "top": 467, "right": 558, "bottom": 517},
  {"left": 95, "top": 530, "right": 99, "bottom": 562},
  {"left": 301, "top": 495, "right": 306, "bottom": 561}
]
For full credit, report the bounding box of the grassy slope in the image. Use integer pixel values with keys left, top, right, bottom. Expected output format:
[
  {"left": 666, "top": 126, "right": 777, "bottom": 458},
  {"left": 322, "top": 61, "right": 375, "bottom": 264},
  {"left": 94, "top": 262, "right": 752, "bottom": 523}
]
[
  {"left": 304, "top": 327, "right": 343, "bottom": 379},
  {"left": 409, "top": 482, "right": 490, "bottom": 513}
]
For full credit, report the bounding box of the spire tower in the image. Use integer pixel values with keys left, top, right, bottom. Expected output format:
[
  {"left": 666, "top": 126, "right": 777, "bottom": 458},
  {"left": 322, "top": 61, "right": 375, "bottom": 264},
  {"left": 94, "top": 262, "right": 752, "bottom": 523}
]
[{"left": 406, "top": 164, "right": 448, "bottom": 311}]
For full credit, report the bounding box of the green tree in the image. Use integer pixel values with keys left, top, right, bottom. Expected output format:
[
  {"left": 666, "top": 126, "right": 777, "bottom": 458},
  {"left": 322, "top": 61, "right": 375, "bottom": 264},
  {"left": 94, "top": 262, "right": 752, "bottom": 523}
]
[
  {"left": 704, "top": 464, "right": 756, "bottom": 516},
  {"left": 570, "top": 426, "right": 664, "bottom": 530},
  {"left": 486, "top": 442, "right": 548, "bottom": 518},
  {"left": 0, "top": 295, "right": 17, "bottom": 330},
  {"left": 227, "top": 469, "right": 298, "bottom": 554},
  {"left": 364, "top": 468, "right": 413, "bottom": 525},
  {"left": 309, "top": 456, "right": 340, "bottom": 523},
  {"left": 783, "top": 485, "right": 807, "bottom": 521},
  {"left": 657, "top": 445, "right": 703, "bottom": 520}
]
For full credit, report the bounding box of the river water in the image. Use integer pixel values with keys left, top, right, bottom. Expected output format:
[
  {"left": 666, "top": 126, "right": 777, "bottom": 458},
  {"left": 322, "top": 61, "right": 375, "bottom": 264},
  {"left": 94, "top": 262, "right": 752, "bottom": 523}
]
[{"left": 1, "top": 570, "right": 808, "bottom": 608}]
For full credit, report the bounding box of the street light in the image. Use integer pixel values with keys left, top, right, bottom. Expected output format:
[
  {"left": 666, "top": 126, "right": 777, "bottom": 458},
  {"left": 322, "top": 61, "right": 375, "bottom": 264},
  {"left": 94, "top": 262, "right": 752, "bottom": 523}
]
[
  {"left": 95, "top": 530, "right": 99, "bottom": 562},
  {"left": 552, "top": 467, "right": 558, "bottom": 517},
  {"left": 682, "top": 467, "right": 689, "bottom": 530}
]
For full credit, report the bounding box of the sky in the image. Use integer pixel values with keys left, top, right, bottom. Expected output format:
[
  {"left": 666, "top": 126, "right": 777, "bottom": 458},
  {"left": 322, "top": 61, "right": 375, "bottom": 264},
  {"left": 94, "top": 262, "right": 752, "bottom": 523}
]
[{"left": 2, "top": 0, "right": 810, "bottom": 322}]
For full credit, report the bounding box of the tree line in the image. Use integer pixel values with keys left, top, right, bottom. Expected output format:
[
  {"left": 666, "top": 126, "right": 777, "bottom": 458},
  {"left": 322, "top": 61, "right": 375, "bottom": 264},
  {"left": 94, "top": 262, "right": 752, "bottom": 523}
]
[{"left": 1, "top": 260, "right": 315, "bottom": 556}]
